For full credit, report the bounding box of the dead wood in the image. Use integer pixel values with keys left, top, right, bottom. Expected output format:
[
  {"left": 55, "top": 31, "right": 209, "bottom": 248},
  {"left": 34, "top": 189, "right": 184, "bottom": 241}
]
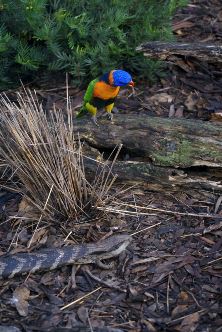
[
  {"left": 136, "top": 41, "right": 222, "bottom": 63},
  {"left": 75, "top": 114, "right": 222, "bottom": 168},
  {"left": 84, "top": 157, "right": 222, "bottom": 192},
  {"left": 77, "top": 114, "right": 222, "bottom": 192}
]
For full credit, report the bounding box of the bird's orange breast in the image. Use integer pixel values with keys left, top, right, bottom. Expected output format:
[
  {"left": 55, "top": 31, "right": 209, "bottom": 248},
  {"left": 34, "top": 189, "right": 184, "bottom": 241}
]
[{"left": 93, "top": 81, "right": 120, "bottom": 100}]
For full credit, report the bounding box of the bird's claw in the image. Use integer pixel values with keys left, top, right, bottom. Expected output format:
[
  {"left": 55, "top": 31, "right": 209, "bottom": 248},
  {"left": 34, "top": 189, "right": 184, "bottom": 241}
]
[
  {"left": 91, "top": 115, "right": 99, "bottom": 126},
  {"left": 107, "top": 112, "right": 113, "bottom": 121}
]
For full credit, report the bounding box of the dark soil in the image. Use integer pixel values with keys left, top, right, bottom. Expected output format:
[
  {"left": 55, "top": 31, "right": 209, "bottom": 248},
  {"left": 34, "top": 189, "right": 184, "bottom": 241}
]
[{"left": 0, "top": 1, "right": 222, "bottom": 332}]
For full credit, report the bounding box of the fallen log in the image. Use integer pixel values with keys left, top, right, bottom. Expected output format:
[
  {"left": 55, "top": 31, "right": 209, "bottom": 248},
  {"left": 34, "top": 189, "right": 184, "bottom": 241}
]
[
  {"left": 84, "top": 157, "right": 222, "bottom": 192},
  {"left": 76, "top": 114, "right": 222, "bottom": 192},
  {"left": 75, "top": 114, "right": 222, "bottom": 168},
  {"left": 136, "top": 41, "right": 222, "bottom": 63}
]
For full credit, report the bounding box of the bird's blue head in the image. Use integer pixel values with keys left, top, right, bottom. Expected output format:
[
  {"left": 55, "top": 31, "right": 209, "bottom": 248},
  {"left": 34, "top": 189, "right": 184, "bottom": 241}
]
[{"left": 109, "top": 70, "right": 134, "bottom": 87}]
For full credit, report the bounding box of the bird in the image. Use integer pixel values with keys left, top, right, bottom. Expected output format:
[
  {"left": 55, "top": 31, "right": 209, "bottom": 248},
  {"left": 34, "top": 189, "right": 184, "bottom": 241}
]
[{"left": 76, "top": 69, "right": 134, "bottom": 125}]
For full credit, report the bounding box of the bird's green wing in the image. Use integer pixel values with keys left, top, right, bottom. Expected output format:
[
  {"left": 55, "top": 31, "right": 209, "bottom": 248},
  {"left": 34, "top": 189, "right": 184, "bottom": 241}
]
[
  {"left": 83, "top": 78, "right": 99, "bottom": 104},
  {"left": 76, "top": 78, "right": 99, "bottom": 118}
]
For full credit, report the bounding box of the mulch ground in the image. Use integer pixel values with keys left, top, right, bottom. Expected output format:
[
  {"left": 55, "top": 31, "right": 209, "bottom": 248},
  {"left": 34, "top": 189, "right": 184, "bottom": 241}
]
[
  {"left": 0, "top": 1, "right": 222, "bottom": 331},
  {"left": 0, "top": 189, "right": 222, "bottom": 332}
]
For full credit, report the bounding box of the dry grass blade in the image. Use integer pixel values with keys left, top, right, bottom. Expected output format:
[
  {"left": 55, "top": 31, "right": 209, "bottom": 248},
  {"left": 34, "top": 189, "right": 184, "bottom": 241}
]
[
  {"left": 97, "top": 202, "right": 219, "bottom": 218},
  {"left": 0, "top": 88, "right": 121, "bottom": 226}
]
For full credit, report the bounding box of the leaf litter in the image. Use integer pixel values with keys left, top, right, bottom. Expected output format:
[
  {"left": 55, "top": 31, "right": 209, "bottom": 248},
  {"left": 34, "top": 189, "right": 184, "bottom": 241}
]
[{"left": 1, "top": 0, "right": 222, "bottom": 331}]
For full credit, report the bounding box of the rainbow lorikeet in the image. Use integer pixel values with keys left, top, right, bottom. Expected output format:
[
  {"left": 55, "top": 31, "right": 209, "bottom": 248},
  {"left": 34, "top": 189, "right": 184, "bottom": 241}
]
[{"left": 77, "top": 69, "right": 134, "bottom": 125}]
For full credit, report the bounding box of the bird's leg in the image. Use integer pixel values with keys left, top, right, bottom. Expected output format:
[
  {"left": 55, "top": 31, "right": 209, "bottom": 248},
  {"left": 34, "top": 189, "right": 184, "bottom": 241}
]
[
  {"left": 105, "top": 103, "right": 114, "bottom": 122},
  {"left": 85, "top": 102, "right": 99, "bottom": 126},
  {"left": 107, "top": 112, "right": 113, "bottom": 121},
  {"left": 91, "top": 115, "right": 99, "bottom": 126}
]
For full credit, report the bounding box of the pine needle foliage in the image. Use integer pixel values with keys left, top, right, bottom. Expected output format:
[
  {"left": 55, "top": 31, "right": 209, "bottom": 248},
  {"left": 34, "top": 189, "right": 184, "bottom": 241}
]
[{"left": 0, "top": 0, "right": 188, "bottom": 89}]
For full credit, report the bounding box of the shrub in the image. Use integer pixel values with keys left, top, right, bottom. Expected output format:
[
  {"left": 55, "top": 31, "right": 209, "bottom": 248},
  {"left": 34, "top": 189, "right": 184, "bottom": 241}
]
[
  {"left": 0, "top": 0, "right": 188, "bottom": 89},
  {"left": 0, "top": 89, "right": 122, "bottom": 225}
]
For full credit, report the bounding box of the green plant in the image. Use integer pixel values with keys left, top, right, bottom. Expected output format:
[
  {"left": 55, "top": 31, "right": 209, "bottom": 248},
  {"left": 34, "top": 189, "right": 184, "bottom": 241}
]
[{"left": 0, "top": 0, "right": 188, "bottom": 89}]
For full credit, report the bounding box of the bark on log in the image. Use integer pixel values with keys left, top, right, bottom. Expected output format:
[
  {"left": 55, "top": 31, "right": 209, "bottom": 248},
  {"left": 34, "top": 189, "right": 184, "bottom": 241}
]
[
  {"left": 136, "top": 41, "right": 222, "bottom": 63},
  {"left": 84, "top": 152, "right": 222, "bottom": 192},
  {"left": 75, "top": 114, "right": 222, "bottom": 168}
]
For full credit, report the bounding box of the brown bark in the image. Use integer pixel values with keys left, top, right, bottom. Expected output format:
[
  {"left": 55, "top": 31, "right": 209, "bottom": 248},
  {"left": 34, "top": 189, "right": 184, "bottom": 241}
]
[
  {"left": 76, "top": 114, "right": 222, "bottom": 192},
  {"left": 75, "top": 114, "right": 222, "bottom": 168},
  {"left": 136, "top": 41, "right": 222, "bottom": 63},
  {"left": 84, "top": 156, "right": 222, "bottom": 192}
]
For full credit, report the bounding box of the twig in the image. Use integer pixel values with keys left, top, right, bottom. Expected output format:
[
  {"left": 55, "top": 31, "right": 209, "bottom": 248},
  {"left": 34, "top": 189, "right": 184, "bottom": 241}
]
[
  {"left": 60, "top": 286, "right": 102, "bottom": 311},
  {"left": 167, "top": 309, "right": 206, "bottom": 326},
  {"left": 82, "top": 266, "right": 126, "bottom": 293},
  {"left": 57, "top": 285, "right": 68, "bottom": 297},
  {"left": 206, "top": 256, "right": 222, "bottom": 266},
  {"left": 99, "top": 144, "right": 122, "bottom": 198},
  {"left": 28, "top": 184, "right": 54, "bottom": 248},
  {"left": 96, "top": 206, "right": 157, "bottom": 216},
  {"left": 8, "top": 219, "right": 23, "bottom": 252},
  {"left": 133, "top": 193, "right": 140, "bottom": 230},
  {"left": 64, "top": 231, "right": 73, "bottom": 242},
  {"left": 186, "top": 290, "right": 202, "bottom": 309},
  {"left": 106, "top": 202, "right": 221, "bottom": 219},
  {"left": 71, "top": 265, "right": 77, "bottom": 289},
  {"left": 166, "top": 274, "right": 171, "bottom": 314},
  {"left": 88, "top": 292, "right": 104, "bottom": 316},
  {"left": 181, "top": 220, "right": 222, "bottom": 238},
  {"left": 87, "top": 309, "right": 94, "bottom": 332},
  {"left": 131, "top": 222, "right": 162, "bottom": 236}
]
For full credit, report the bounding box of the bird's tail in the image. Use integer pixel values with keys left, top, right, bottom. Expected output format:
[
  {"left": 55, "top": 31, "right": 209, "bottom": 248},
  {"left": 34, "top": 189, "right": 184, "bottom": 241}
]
[{"left": 76, "top": 106, "right": 87, "bottom": 118}]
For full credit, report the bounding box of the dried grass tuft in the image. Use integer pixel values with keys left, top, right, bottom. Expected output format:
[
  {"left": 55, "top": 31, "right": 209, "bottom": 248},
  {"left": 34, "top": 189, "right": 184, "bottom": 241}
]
[{"left": 0, "top": 89, "right": 120, "bottom": 224}]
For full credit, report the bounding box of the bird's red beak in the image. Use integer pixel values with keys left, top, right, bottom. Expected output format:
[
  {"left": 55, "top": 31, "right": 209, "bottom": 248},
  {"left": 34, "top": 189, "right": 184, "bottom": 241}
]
[{"left": 128, "top": 80, "right": 134, "bottom": 87}]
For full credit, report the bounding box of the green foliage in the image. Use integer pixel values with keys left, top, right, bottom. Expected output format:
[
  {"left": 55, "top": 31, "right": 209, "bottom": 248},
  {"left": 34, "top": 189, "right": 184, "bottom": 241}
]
[{"left": 0, "top": 0, "right": 188, "bottom": 90}]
